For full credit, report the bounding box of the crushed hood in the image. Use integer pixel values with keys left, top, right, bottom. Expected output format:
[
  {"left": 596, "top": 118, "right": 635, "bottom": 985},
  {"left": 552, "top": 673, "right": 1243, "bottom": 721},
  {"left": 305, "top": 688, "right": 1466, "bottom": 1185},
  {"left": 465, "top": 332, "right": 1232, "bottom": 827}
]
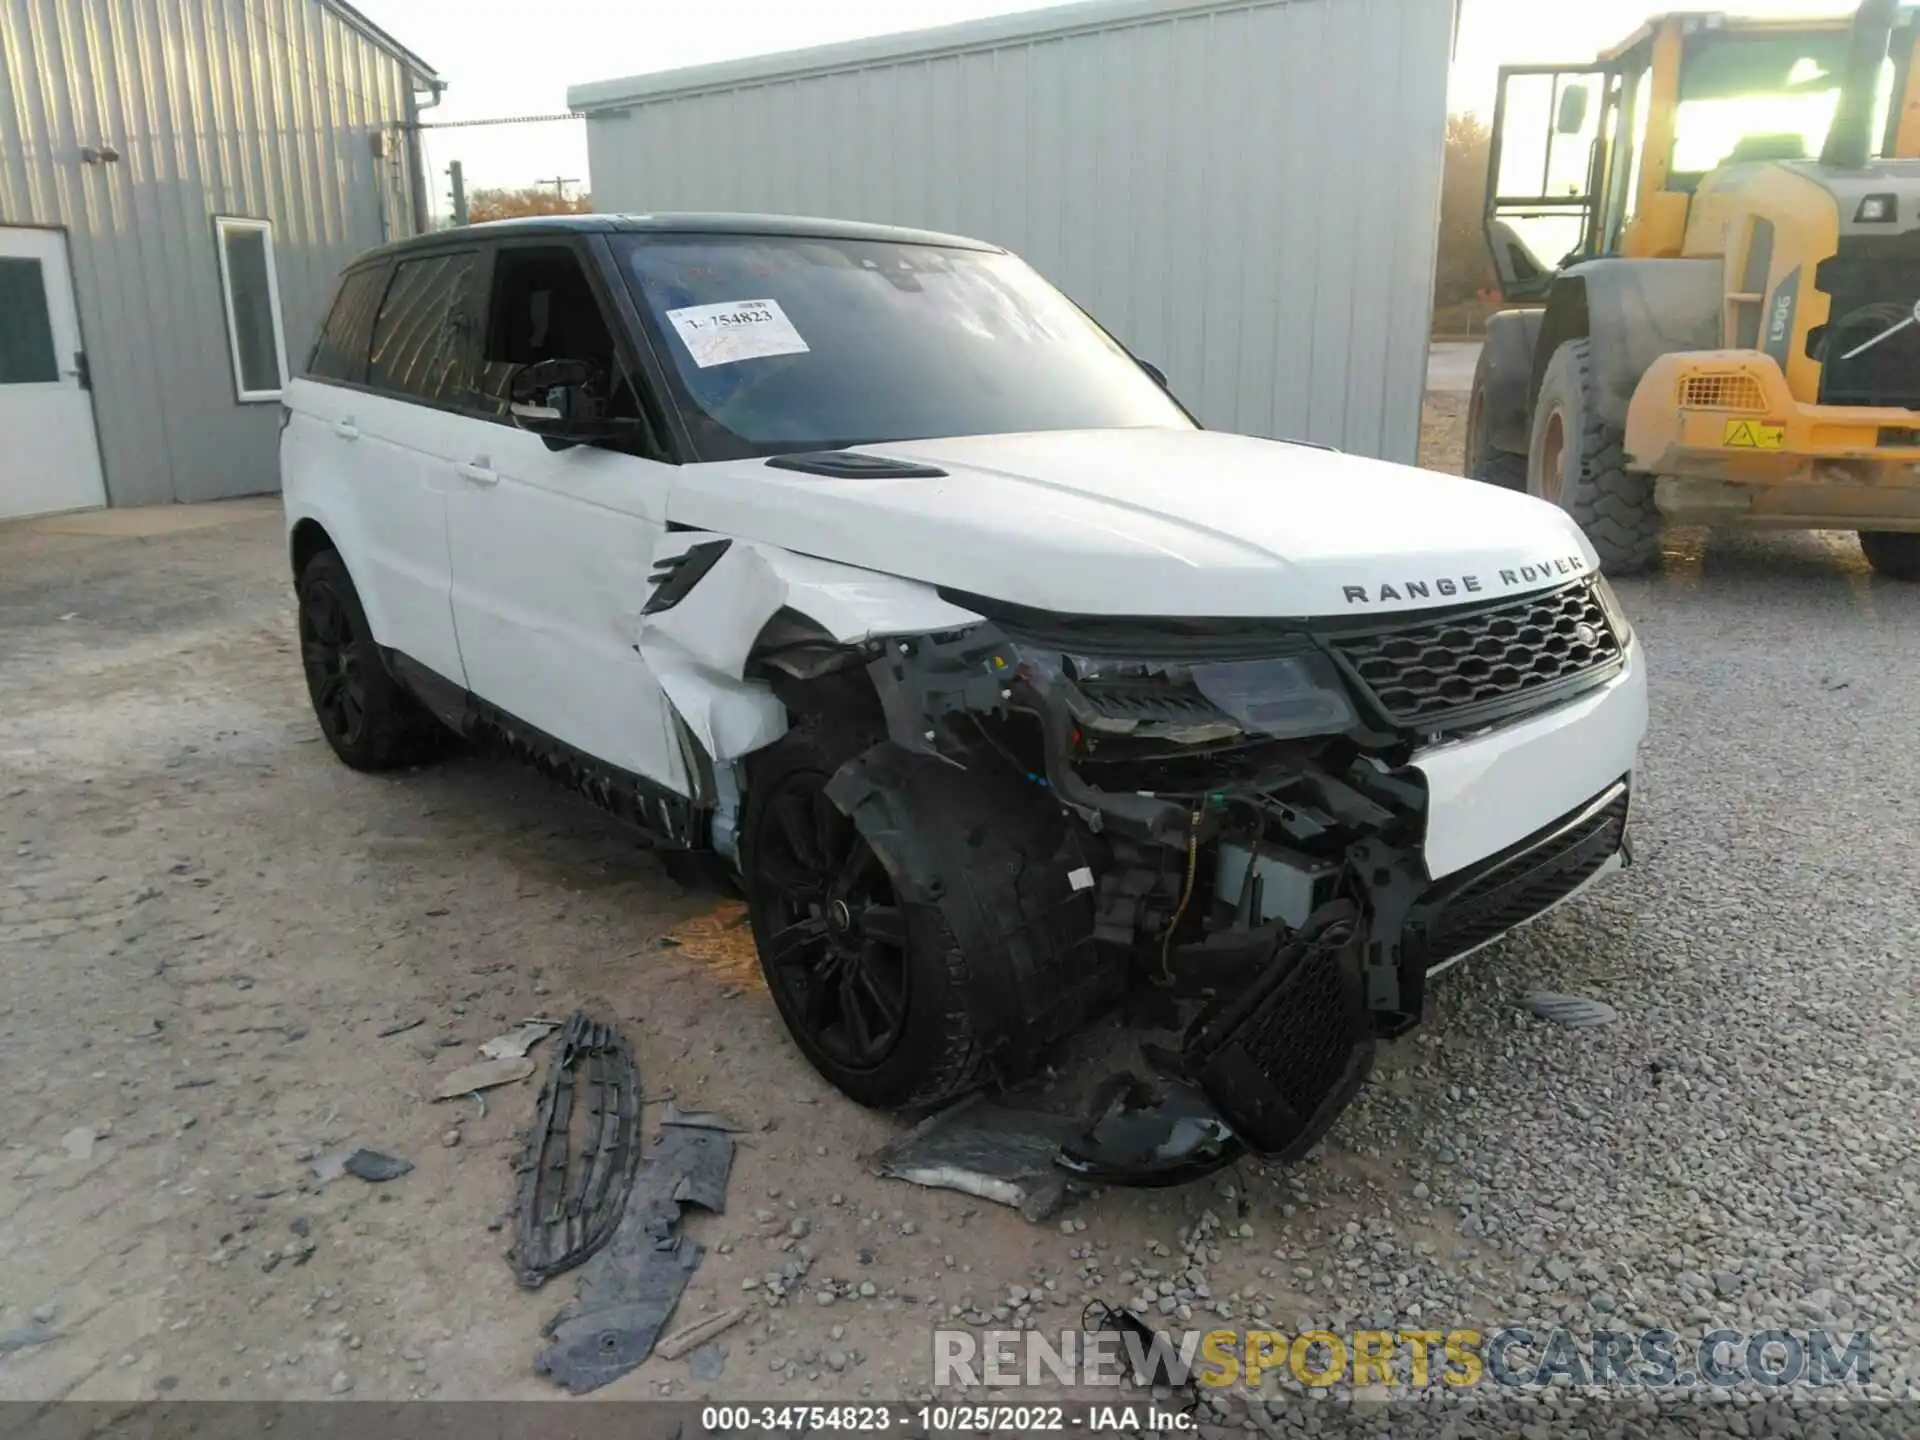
[{"left": 667, "top": 428, "right": 1599, "bottom": 619}]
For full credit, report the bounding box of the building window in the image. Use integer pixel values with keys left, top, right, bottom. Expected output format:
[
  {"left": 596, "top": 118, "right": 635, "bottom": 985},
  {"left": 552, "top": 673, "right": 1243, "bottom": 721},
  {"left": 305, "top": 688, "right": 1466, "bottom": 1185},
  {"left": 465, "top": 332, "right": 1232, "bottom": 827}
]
[
  {"left": 0, "top": 258, "right": 60, "bottom": 385},
  {"left": 214, "top": 217, "right": 288, "bottom": 402}
]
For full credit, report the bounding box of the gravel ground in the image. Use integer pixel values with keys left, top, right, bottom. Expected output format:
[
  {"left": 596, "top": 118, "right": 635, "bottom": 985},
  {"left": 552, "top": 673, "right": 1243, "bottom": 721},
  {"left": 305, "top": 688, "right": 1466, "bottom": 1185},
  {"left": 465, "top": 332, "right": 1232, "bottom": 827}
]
[
  {"left": 1419, "top": 396, "right": 1467, "bottom": 475},
  {"left": 3, "top": 487, "right": 1918, "bottom": 1432}
]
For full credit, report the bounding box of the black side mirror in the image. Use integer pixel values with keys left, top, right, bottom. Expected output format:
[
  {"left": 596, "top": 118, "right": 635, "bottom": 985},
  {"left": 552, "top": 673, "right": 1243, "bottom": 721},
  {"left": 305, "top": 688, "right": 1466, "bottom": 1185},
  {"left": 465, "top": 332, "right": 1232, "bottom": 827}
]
[
  {"left": 509, "top": 358, "right": 639, "bottom": 443},
  {"left": 1483, "top": 218, "right": 1557, "bottom": 301},
  {"left": 1555, "top": 82, "right": 1591, "bottom": 136}
]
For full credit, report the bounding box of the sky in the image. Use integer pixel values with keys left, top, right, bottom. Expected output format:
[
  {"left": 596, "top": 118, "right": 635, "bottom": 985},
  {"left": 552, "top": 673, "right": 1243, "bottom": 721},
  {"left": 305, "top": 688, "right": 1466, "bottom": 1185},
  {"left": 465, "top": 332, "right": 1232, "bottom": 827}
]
[{"left": 355, "top": 0, "right": 1870, "bottom": 211}]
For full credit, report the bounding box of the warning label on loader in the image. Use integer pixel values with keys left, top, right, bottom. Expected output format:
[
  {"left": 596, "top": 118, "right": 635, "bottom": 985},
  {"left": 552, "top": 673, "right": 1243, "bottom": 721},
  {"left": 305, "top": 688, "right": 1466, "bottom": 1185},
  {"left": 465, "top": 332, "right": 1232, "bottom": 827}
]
[{"left": 1724, "top": 420, "right": 1785, "bottom": 450}]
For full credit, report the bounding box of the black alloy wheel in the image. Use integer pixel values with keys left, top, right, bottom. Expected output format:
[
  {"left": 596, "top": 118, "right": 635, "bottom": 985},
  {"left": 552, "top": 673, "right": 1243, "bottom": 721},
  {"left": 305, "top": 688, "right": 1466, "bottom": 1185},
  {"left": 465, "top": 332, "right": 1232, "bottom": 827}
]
[
  {"left": 300, "top": 574, "right": 370, "bottom": 751},
  {"left": 294, "top": 548, "right": 449, "bottom": 771},
  {"left": 751, "top": 768, "right": 911, "bottom": 1073}
]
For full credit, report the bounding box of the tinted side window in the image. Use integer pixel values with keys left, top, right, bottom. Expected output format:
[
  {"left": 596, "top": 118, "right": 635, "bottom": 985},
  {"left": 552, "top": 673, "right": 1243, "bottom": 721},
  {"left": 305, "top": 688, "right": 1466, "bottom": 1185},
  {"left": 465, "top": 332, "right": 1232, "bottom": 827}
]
[
  {"left": 367, "top": 252, "right": 475, "bottom": 403},
  {"left": 306, "top": 266, "right": 387, "bottom": 383},
  {"left": 474, "top": 245, "right": 623, "bottom": 417}
]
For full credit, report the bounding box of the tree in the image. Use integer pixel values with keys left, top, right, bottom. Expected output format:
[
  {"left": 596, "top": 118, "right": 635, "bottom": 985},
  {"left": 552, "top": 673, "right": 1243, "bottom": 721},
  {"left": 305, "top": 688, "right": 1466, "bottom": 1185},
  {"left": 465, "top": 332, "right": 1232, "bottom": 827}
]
[
  {"left": 1431, "top": 113, "right": 1499, "bottom": 327},
  {"left": 466, "top": 186, "right": 593, "bottom": 224}
]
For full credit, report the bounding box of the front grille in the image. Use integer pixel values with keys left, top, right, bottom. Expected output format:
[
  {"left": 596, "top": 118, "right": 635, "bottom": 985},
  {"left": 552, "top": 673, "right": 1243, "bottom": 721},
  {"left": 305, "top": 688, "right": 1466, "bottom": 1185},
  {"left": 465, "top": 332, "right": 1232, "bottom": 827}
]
[
  {"left": 1679, "top": 372, "right": 1766, "bottom": 412},
  {"left": 1410, "top": 783, "right": 1628, "bottom": 970},
  {"left": 1328, "top": 580, "right": 1623, "bottom": 730}
]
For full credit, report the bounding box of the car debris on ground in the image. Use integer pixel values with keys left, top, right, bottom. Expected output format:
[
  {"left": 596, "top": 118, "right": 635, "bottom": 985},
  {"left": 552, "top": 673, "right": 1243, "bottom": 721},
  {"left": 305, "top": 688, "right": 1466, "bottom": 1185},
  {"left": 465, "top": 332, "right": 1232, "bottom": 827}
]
[
  {"left": 309, "top": 1146, "right": 412, "bottom": 1185},
  {"left": 478, "top": 1019, "right": 558, "bottom": 1061},
  {"left": 870, "top": 1096, "right": 1081, "bottom": 1221},
  {"left": 1521, "top": 991, "right": 1620, "bottom": 1027},
  {"left": 534, "top": 1106, "right": 736, "bottom": 1393},
  {"left": 432, "top": 1056, "right": 536, "bottom": 1101},
  {"left": 511, "top": 1012, "right": 641, "bottom": 1289},
  {"left": 340, "top": 1149, "right": 412, "bottom": 1183},
  {"left": 658, "top": 1100, "right": 748, "bottom": 1133},
  {"left": 655, "top": 1304, "right": 746, "bottom": 1360}
]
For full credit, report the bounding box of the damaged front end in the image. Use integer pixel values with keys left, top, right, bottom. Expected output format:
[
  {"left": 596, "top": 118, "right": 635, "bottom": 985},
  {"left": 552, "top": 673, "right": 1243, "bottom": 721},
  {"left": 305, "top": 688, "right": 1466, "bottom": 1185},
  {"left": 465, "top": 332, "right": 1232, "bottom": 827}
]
[{"left": 749, "top": 580, "right": 1634, "bottom": 1188}]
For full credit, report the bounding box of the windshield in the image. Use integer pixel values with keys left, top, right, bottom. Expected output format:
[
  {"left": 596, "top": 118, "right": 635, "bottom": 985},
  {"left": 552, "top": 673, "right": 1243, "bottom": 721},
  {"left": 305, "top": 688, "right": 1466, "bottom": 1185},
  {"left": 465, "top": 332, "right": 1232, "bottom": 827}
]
[
  {"left": 1671, "top": 33, "right": 1897, "bottom": 173},
  {"left": 614, "top": 233, "right": 1192, "bottom": 459}
]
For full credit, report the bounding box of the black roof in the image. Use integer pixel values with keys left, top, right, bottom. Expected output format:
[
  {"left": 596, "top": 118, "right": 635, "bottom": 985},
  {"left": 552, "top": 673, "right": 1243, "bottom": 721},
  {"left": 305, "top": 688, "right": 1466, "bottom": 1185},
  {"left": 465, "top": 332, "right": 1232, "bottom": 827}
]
[{"left": 359, "top": 212, "right": 1002, "bottom": 266}]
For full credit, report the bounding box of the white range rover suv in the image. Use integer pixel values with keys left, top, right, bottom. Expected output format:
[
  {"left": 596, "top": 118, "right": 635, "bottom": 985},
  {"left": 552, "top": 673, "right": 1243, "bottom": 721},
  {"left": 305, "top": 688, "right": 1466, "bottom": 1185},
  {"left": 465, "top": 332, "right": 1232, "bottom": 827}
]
[{"left": 283, "top": 214, "right": 1647, "bottom": 1183}]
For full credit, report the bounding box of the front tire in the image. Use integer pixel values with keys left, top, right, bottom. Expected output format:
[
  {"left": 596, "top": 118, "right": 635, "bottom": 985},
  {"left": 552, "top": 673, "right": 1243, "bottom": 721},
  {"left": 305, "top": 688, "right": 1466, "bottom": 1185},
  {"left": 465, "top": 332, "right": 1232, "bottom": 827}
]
[
  {"left": 1859, "top": 531, "right": 1920, "bottom": 581},
  {"left": 1528, "top": 339, "right": 1661, "bottom": 573},
  {"left": 741, "top": 726, "right": 988, "bottom": 1109},
  {"left": 296, "top": 549, "right": 451, "bottom": 771}
]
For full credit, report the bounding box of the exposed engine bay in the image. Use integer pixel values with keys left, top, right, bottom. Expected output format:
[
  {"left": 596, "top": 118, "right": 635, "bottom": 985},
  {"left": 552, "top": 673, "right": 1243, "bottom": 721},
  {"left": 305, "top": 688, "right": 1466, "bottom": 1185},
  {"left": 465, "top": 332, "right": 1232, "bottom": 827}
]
[{"left": 734, "top": 577, "right": 1639, "bottom": 1185}]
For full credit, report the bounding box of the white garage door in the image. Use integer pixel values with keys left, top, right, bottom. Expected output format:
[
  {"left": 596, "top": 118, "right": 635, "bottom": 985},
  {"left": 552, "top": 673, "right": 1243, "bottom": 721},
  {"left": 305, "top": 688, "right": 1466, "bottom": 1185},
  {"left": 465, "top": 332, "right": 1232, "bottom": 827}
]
[{"left": 0, "top": 227, "right": 107, "bottom": 520}]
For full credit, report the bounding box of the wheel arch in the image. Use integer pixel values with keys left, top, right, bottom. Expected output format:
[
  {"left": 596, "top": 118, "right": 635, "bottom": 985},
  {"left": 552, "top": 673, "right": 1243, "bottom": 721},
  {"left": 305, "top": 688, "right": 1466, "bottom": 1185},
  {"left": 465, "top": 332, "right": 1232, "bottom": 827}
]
[
  {"left": 1474, "top": 308, "right": 1546, "bottom": 456},
  {"left": 286, "top": 508, "right": 395, "bottom": 646},
  {"left": 289, "top": 516, "right": 336, "bottom": 579},
  {"left": 1528, "top": 259, "right": 1724, "bottom": 433},
  {"left": 284, "top": 494, "right": 397, "bottom": 650}
]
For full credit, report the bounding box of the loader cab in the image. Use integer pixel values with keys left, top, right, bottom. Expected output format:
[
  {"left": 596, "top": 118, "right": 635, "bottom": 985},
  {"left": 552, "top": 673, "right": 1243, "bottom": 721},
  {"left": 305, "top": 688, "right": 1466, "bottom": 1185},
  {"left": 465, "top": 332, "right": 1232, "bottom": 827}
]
[{"left": 1483, "top": 7, "right": 1919, "bottom": 299}]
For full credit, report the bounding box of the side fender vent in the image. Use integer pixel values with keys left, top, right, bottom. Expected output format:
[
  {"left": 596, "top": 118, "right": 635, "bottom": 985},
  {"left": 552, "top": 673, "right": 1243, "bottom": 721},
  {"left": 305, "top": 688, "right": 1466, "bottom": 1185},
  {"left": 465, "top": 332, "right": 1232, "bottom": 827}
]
[{"left": 642, "top": 539, "right": 731, "bottom": 615}]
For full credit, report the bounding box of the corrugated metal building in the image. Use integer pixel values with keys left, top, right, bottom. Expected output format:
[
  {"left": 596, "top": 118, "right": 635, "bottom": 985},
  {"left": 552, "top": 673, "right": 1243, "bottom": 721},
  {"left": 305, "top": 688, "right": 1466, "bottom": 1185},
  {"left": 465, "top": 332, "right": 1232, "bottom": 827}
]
[
  {"left": 570, "top": 0, "right": 1456, "bottom": 464},
  {"left": 0, "top": 0, "right": 436, "bottom": 516}
]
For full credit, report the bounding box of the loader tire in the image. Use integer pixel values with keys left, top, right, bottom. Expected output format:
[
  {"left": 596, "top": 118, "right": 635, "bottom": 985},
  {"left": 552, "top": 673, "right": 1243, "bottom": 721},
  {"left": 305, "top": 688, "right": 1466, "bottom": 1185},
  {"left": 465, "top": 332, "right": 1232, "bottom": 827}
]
[
  {"left": 1858, "top": 531, "right": 1920, "bottom": 581},
  {"left": 1465, "top": 350, "right": 1526, "bottom": 490},
  {"left": 1528, "top": 339, "right": 1661, "bottom": 574}
]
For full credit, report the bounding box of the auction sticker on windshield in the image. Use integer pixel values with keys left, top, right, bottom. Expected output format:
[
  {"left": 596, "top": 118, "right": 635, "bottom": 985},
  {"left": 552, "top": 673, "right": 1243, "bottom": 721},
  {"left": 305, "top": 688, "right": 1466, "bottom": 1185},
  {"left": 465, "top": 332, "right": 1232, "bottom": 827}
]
[{"left": 665, "top": 298, "right": 810, "bottom": 368}]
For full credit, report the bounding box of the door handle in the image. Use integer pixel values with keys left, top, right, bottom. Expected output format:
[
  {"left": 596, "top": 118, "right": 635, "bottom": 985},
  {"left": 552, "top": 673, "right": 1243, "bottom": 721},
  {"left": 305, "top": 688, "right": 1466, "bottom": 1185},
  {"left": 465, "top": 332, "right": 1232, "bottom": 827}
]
[
  {"left": 456, "top": 459, "right": 498, "bottom": 486},
  {"left": 332, "top": 418, "right": 360, "bottom": 440}
]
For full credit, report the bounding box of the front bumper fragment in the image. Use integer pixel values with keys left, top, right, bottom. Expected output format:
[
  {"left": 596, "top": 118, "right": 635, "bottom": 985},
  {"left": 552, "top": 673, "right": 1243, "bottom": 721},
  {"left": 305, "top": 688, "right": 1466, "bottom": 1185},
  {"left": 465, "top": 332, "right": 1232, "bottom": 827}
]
[
  {"left": 1058, "top": 782, "right": 1633, "bottom": 1186},
  {"left": 1057, "top": 907, "right": 1372, "bottom": 1183}
]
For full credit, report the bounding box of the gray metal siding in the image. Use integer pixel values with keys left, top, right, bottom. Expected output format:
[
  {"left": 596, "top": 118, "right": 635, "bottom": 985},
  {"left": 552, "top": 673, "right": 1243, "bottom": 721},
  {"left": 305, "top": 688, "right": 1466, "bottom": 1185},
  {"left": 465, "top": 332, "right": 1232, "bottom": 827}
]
[
  {"left": 1, "top": 0, "right": 422, "bottom": 505},
  {"left": 576, "top": 0, "right": 1453, "bottom": 463}
]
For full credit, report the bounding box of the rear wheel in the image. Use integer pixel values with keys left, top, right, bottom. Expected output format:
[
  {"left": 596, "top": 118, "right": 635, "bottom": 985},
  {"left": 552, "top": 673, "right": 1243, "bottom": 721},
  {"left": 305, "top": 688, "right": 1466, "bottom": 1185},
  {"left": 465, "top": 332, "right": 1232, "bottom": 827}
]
[
  {"left": 296, "top": 549, "right": 451, "bottom": 771},
  {"left": 1859, "top": 531, "right": 1920, "bottom": 581},
  {"left": 1528, "top": 339, "right": 1661, "bottom": 573}
]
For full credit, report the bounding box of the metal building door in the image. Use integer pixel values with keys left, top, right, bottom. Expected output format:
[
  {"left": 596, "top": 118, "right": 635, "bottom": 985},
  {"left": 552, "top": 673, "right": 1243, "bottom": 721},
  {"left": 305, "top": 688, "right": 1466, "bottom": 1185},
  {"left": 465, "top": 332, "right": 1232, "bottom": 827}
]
[{"left": 0, "top": 228, "right": 107, "bottom": 519}]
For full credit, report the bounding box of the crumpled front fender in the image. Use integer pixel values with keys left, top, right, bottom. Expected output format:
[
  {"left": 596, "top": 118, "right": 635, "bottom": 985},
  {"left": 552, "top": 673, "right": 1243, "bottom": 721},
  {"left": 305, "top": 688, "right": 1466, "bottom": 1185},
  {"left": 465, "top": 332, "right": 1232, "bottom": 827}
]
[{"left": 634, "top": 534, "right": 983, "bottom": 762}]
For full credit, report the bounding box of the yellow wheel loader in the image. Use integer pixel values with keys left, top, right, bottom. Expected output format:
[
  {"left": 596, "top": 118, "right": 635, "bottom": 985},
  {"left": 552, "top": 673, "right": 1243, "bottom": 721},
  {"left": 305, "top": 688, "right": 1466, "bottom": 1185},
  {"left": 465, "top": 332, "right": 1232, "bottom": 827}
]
[{"left": 1466, "top": 0, "right": 1920, "bottom": 577}]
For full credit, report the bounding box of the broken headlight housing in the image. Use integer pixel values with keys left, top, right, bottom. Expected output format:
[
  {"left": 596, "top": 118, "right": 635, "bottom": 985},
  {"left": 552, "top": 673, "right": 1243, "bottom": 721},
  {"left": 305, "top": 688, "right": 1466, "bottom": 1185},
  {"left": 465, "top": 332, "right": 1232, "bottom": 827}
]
[
  {"left": 1050, "top": 647, "right": 1357, "bottom": 742},
  {"left": 1188, "top": 653, "right": 1357, "bottom": 737}
]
